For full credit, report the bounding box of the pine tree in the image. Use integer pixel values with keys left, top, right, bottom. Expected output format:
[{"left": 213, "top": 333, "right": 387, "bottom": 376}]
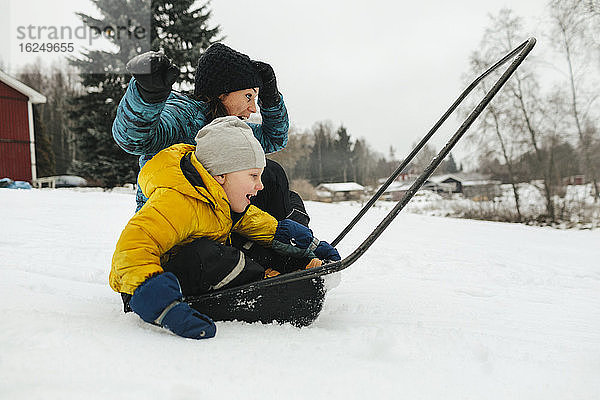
[
  {"left": 308, "top": 122, "right": 334, "bottom": 185},
  {"left": 333, "top": 125, "right": 352, "bottom": 182},
  {"left": 152, "top": 1, "right": 220, "bottom": 88},
  {"left": 444, "top": 153, "right": 458, "bottom": 174},
  {"left": 351, "top": 139, "right": 371, "bottom": 185},
  {"left": 70, "top": 0, "right": 220, "bottom": 187}
]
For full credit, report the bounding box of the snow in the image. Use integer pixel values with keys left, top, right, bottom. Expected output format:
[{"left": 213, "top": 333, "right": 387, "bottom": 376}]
[
  {"left": 317, "top": 182, "right": 365, "bottom": 192},
  {"left": 1, "top": 188, "right": 599, "bottom": 399}
]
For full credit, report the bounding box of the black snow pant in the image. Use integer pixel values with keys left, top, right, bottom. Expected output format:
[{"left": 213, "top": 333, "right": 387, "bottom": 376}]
[
  {"left": 161, "top": 238, "right": 266, "bottom": 295},
  {"left": 121, "top": 238, "right": 267, "bottom": 312}
]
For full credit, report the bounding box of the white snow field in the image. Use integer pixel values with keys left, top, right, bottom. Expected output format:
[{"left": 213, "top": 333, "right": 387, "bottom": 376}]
[{"left": 1, "top": 188, "right": 599, "bottom": 399}]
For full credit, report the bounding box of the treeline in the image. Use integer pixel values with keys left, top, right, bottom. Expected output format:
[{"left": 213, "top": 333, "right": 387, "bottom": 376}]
[
  {"left": 16, "top": 61, "right": 81, "bottom": 178},
  {"left": 463, "top": 1, "right": 600, "bottom": 223},
  {"left": 268, "top": 122, "right": 392, "bottom": 187},
  {"left": 268, "top": 122, "right": 461, "bottom": 191}
]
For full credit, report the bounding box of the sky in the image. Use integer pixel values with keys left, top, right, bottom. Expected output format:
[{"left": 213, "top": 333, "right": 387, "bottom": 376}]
[
  {"left": 1, "top": 0, "right": 553, "bottom": 165},
  {"left": 209, "top": 0, "right": 552, "bottom": 164}
]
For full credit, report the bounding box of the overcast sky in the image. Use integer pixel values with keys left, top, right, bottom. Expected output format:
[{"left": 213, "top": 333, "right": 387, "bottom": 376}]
[
  {"left": 2, "top": 0, "right": 552, "bottom": 165},
  {"left": 210, "top": 0, "right": 550, "bottom": 164}
]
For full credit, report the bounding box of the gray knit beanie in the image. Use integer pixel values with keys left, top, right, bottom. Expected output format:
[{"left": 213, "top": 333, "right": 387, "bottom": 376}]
[{"left": 195, "top": 116, "right": 266, "bottom": 176}]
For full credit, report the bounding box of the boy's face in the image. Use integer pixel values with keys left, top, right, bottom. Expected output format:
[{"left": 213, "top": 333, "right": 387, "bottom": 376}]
[{"left": 215, "top": 168, "right": 264, "bottom": 213}]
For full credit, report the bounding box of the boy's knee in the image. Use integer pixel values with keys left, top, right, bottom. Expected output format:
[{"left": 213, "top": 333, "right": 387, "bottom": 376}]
[{"left": 163, "top": 239, "right": 264, "bottom": 295}]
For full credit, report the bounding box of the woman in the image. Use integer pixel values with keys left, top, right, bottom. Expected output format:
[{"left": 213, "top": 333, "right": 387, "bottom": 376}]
[{"left": 112, "top": 43, "right": 309, "bottom": 226}]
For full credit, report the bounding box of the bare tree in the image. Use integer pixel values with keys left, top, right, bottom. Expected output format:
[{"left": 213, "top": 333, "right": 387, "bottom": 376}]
[
  {"left": 463, "top": 9, "right": 552, "bottom": 221},
  {"left": 480, "top": 9, "right": 572, "bottom": 221},
  {"left": 411, "top": 143, "right": 437, "bottom": 173},
  {"left": 548, "top": 0, "right": 600, "bottom": 200},
  {"left": 466, "top": 48, "right": 524, "bottom": 221},
  {"left": 17, "top": 59, "right": 82, "bottom": 174},
  {"left": 267, "top": 125, "right": 313, "bottom": 181}
]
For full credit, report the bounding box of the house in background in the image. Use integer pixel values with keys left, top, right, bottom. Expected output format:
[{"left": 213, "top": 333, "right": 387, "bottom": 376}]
[
  {"left": 563, "top": 175, "right": 585, "bottom": 186},
  {"left": 429, "top": 174, "right": 463, "bottom": 193},
  {"left": 315, "top": 182, "right": 365, "bottom": 202},
  {"left": 0, "top": 70, "right": 46, "bottom": 182},
  {"left": 382, "top": 179, "right": 453, "bottom": 201},
  {"left": 381, "top": 173, "right": 502, "bottom": 201}
]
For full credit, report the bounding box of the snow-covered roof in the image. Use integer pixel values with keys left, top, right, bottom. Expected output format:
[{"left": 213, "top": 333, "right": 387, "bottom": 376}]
[
  {"left": 429, "top": 174, "right": 463, "bottom": 184},
  {"left": 315, "top": 190, "right": 332, "bottom": 198},
  {"left": 383, "top": 179, "right": 447, "bottom": 192},
  {"left": 316, "top": 182, "right": 365, "bottom": 192},
  {"left": 430, "top": 172, "right": 493, "bottom": 183},
  {"left": 462, "top": 180, "right": 502, "bottom": 186},
  {"left": 0, "top": 69, "right": 47, "bottom": 104},
  {"left": 384, "top": 181, "right": 413, "bottom": 192}
]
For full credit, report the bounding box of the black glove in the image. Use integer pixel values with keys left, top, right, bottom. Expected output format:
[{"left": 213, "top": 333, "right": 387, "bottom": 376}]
[
  {"left": 126, "top": 51, "right": 179, "bottom": 103},
  {"left": 253, "top": 61, "right": 280, "bottom": 108}
]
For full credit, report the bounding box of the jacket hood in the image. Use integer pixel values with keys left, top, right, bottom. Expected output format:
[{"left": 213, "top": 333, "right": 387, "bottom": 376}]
[{"left": 138, "top": 144, "right": 228, "bottom": 209}]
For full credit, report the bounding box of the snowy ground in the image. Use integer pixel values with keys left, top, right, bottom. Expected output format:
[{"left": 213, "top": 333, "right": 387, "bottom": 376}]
[
  {"left": 400, "top": 183, "right": 600, "bottom": 228},
  {"left": 1, "top": 188, "right": 599, "bottom": 399}
]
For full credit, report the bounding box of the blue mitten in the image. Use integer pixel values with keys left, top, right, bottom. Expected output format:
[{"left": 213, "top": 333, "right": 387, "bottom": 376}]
[
  {"left": 129, "top": 272, "right": 216, "bottom": 339},
  {"left": 314, "top": 241, "right": 341, "bottom": 261},
  {"left": 272, "top": 220, "right": 342, "bottom": 262},
  {"left": 272, "top": 219, "right": 320, "bottom": 258}
]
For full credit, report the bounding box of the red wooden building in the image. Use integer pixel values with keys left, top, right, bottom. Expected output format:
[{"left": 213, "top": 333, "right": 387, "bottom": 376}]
[{"left": 0, "top": 70, "right": 47, "bottom": 182}]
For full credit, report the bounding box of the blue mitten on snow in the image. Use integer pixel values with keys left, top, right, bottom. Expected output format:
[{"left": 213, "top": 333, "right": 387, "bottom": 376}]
[
  {"left": 129, "top": 272, "right": 216, "bottom": 339},
  {"left": 272, "top": 219, "right": 340, "bottom": 261}
]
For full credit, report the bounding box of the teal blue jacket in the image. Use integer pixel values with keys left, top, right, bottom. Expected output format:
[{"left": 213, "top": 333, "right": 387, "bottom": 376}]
[{"left": 112, "top": 78, "right": 289, "bottom": 210}]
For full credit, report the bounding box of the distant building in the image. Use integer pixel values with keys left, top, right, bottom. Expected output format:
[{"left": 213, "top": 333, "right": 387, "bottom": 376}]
[
  {"left": 0, "top": 70, "right": 46, "bottom": 182},
  {"left": 380, "top": 173, "right": 501, "bottom": 201},
  {"left": 431, "top": 173, "right": 501, "bottom": 200},
  {"left": 315, "top": 182, "right": 365, "bottom": 202},
  {"left": 382, "top": 179, "right": 452, "bottom": 201},
  {"left": 563, "top": 175, "right": 585, "bottom": 186},
  {"left": 429, "top": 174, "right": 463, "bottom": 193}
]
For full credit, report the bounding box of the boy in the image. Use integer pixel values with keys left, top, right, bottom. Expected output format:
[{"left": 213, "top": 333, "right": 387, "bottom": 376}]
[{"left": 110, "top": 116, "right": 339, "bottom": 340}]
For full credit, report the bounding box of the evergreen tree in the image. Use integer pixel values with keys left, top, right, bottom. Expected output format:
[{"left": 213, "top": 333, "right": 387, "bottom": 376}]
[
  {"left": 443, "top": 152, "right": 458, "bottom": 174},
  {"left": 308, "top": 122, "right": 335, "bottom": 185},
  {"left": 70, "top": 0, "right": 220, "bottom": 187},
  {"left": 333, "top": 125, "right": 352, "bottom": 182},
  {"left": 351, "top": 139, "right": 372, "bottom": 185},
  {"left": 152, "top": 1, "right": 220, "bottom": 88}
]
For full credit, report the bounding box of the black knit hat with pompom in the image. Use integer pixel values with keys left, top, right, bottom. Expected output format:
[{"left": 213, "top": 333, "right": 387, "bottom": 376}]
[{"left": 194, "top": 43, "right": 262, "bottom": 99}]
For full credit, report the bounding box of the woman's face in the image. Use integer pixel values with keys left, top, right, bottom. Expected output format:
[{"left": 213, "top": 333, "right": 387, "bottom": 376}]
[{"left": 219, "top": 88, "right": 259, "bottom": 119}]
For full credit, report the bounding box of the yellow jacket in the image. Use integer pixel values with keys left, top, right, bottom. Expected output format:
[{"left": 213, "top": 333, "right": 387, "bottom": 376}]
[{"left": 109, "top": 144, "right": 278, "bottom": 295}]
